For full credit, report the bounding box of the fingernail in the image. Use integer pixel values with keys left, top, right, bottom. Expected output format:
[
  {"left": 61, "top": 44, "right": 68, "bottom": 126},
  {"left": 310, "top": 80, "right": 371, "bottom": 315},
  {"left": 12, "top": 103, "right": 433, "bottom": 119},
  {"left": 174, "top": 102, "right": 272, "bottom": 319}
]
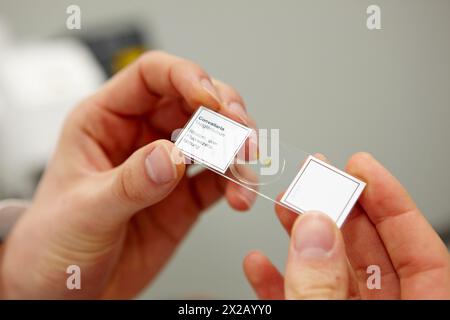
[
  {"left": 200, "top": 78, "right": 221, "bottom": 104},
  {"left": 145, "top": 145, "right": 177, "bottom": 185},
  {"left": 293, "top": 212, "right": 336, "bottom": 258},
  {"left": 237, "top": 187, "right": 257, "bottom": 208},
  {"left": 228, "top": 102, "right": 247, "bottom": 121},
  {"left": 169, "top": 146, "right": 187, "bottom": 166}
]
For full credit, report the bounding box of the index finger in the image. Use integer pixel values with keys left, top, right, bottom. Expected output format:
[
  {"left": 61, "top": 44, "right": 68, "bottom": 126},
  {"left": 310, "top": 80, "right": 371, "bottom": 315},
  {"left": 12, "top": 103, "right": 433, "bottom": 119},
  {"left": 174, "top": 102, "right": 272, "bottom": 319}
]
[{"left": 92, "top": 50, "right": 224, "bottom": 116}]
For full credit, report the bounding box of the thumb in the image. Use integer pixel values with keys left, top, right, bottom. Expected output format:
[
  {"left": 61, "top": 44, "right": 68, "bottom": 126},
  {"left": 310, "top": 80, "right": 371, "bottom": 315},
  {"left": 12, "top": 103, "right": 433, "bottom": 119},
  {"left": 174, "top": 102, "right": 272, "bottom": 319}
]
[
  {"left": 285, "top": 211, "right": 350, "bottom": 300},
  {"left": 91, "top": 139, "right": 186, "bottom": 227}
]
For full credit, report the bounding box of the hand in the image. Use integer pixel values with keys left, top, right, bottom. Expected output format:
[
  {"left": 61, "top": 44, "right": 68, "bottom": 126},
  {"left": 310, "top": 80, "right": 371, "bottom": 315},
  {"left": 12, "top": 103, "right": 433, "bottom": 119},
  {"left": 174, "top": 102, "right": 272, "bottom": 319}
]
[
  {"left": 243, "top": 153, "right": 450, "bottom": 299},
  {"left": 0, "top": 51, "right": 257, "bottom": 299}
]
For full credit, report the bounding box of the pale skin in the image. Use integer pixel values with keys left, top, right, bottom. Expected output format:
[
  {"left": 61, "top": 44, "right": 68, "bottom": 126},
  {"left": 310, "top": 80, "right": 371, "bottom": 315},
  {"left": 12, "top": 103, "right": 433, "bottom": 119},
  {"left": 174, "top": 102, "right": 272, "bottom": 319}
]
[
  {"left": 0, "top": 50, "right": 448, "bottom": 299},
  {"left": 0, "top": 51, "right": 256, "bottom": 299},
  {"left": 243, "top": 153, "right": 450, "bottom": 299}
]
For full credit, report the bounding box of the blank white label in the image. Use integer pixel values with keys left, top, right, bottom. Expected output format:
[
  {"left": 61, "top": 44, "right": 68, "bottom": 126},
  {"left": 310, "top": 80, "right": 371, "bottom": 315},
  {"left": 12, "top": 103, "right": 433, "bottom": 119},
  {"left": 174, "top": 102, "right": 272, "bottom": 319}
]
[{"left": 281, "top": 156, "right": 366, "bottom": 227}]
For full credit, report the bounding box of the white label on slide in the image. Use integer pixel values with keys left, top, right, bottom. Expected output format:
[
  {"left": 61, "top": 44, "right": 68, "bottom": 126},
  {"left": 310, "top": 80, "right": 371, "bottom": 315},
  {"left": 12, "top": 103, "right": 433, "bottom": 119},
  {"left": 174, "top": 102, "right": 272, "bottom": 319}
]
[
  {"left": 281, "top": 155, "right": 366, "bottom": 227},
  {"left": 175, "top": 107, "right": 252, "bottom": 174}
]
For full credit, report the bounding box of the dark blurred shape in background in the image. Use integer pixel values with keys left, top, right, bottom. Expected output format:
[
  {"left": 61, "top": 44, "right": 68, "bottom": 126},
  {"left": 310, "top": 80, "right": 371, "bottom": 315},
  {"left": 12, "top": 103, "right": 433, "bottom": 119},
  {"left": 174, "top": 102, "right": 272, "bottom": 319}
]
[{"left": 80, "top": 24, "right": 148, "bottom": 77}]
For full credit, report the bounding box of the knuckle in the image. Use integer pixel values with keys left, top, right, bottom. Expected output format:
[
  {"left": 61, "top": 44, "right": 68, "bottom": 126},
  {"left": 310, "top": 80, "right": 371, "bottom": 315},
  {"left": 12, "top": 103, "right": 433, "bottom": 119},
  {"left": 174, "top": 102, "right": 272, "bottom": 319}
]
[
  {"left": 287, "top": 271, "right": 346, "bottom": 300},
  {"left": 288, "top": 282, "right": 341, "bottom": 300},
  {"left": 115, "top": 164, "right": 145, "bottom": 204}
]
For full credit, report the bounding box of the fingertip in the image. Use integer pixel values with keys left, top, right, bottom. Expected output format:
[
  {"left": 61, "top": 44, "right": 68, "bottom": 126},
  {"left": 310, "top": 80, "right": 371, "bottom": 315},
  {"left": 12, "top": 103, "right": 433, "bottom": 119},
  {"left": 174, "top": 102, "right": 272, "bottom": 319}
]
[
  {"left": 345, "top": 151, "right": 375, "bottom": 175},
  {"left": 170, "top": 60, "right": 223, "bottom": 112},
  {"left": 225, "top": 183, "right": 256, "bottom": 212},
  {"left": 197, "top": 78, "right": 224, "bottom": 111},
  {"left": 285, "top": 211, "right": 349, "bottom": 299},
  {"left": 293, "top": 211, "right": 337, "bottom": 232},
  {"left": 313, "top": 153, "right": 329, "bottom": 163},
  {"left": 243, "top": 250, "right": 265, "bottom": 269},
  {"left": 243, "top": 250, "right": 267, "bottom": 283},
  {"left": 210, "top": 79, "right": 251, "bottom": 126},
  {"left": 291, "top": 211, "right": 339, "bottom": 255}
]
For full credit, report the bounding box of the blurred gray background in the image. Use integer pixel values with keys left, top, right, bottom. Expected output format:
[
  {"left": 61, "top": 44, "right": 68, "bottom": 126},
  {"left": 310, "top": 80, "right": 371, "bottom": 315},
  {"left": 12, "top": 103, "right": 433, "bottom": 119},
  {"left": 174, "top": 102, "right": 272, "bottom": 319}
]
[{"left": 0, "top": 0, "right": 449, "bottom": 299}]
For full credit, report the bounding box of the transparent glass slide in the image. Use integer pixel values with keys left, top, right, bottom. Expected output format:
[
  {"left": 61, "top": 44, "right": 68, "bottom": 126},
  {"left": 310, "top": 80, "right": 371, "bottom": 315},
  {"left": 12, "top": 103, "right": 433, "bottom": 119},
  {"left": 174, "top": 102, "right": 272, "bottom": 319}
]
[
  {"left": 172, "top": 106, "right": 365, "bottom": 227},
  {"left": 171, "top": 106, "right": 310, "bottom": 208}
]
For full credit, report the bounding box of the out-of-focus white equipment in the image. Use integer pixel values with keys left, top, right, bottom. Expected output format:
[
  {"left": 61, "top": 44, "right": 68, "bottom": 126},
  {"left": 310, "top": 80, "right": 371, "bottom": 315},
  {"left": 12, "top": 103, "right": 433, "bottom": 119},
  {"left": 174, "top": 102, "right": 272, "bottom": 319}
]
[{"left": 0, "top": 23, "right": 105, "bottom": 197}]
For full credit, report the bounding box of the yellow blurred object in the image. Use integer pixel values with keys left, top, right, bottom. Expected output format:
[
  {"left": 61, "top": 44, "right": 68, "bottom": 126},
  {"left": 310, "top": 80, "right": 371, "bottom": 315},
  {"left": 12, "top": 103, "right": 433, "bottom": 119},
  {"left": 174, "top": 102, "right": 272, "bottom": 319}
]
[
  {"left": 112, "top": 46, "right": 146, "bottom": 73},
  {"left": 262, "top": 158, "right": 272, "bottom": 167}
]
